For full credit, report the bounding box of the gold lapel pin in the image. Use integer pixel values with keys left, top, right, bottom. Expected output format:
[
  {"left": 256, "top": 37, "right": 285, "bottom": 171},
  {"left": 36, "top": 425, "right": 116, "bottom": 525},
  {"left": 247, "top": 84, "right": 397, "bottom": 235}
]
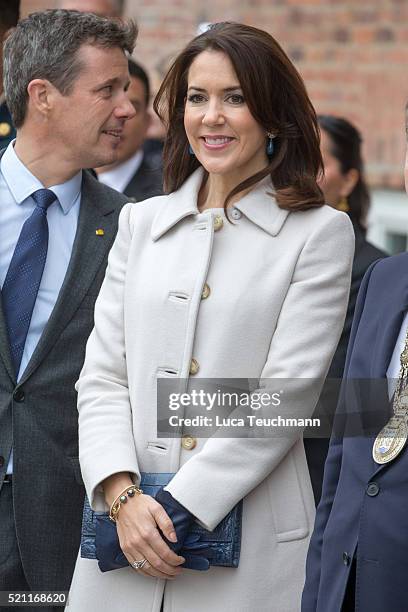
[
  {"left": 95, "top": 228, "right": 105, "bottom": 236},
  {"left": 0, "top": 122, "right": 11, "bottom": 137}
]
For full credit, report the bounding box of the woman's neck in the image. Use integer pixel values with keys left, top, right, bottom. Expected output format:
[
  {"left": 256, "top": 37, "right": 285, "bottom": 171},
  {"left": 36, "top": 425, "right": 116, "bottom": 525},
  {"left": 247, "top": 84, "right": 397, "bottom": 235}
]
[{"left": 198, "top": 173, "right": 254, "bottom": 211}]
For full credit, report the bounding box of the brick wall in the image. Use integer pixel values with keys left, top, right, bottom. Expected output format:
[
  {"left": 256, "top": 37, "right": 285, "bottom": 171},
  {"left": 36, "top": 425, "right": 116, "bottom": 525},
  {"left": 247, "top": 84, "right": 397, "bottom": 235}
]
[{"left": 21, "top": 0, "right": 408, "bottom": 189}]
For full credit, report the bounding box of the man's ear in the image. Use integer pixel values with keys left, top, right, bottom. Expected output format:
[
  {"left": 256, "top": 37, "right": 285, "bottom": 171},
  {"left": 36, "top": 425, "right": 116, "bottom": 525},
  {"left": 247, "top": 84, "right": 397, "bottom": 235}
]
[
  {"left": 340, "top": 168, "right": 359, "bottom": 198},
  {"left": 26, "top": 79, "right": 56, "bottom": 119}
]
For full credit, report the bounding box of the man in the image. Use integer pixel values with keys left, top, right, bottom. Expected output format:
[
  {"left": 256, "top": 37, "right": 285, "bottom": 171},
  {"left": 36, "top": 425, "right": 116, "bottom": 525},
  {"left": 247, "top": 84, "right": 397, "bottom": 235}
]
[
  {"left": 57, "top": 0, "right": 125, "bottom": 19},
  {"left": 0, "top": 0, "right": 19, "bottom": 149},
  {"left": 0, "top": 9, "right": 137, "bottom": 608},
  {"left": 302, "top": 115, "right": 408, "bottom": 611},
  {"left": 96, "top": 59, "right": 163, "bottom": 201}
]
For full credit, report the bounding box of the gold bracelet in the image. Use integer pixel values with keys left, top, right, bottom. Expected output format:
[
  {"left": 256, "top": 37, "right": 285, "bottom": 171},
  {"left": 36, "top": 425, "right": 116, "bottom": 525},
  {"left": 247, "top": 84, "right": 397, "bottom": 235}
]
[{"left": 109, "top": 484, "right": 143, "bottom": 523}]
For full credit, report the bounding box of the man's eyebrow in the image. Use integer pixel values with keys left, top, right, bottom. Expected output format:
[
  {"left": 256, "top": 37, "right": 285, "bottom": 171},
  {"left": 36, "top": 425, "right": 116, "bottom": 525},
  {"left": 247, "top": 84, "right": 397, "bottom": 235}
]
[
  {"left": 94, "top": 77, "right": 130, "bottom": 89},
  {"left": 95, "top": 77, "right": 117, "bottom": 88},
  {"left": 187, "top": 86, "right": 242, "bottom": 92}
]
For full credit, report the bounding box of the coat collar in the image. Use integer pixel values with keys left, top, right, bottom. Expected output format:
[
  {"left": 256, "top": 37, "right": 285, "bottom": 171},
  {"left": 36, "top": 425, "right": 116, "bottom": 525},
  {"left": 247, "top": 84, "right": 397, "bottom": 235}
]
[{"left": 151, "top": 168, "right": 290, "bottom": 241}]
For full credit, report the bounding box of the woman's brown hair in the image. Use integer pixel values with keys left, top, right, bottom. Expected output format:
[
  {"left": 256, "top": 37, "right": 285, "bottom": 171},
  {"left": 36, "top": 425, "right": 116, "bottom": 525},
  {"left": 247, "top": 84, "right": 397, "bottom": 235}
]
[
  {"left": 154, "top": 21, "right": 324, "bottom": 211},
  {"left": 318, "top": 114, "right": 370, "bottom": 231}
]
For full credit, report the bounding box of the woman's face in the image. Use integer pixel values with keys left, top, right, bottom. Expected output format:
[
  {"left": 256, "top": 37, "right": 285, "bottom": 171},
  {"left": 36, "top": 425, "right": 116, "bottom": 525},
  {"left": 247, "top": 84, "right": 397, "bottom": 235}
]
[
  {"left": 184, "top": 50, "right": 268, "bottom": 181},
  {"left": 318, "top": 129, "right": 348, "bottom": 207}
]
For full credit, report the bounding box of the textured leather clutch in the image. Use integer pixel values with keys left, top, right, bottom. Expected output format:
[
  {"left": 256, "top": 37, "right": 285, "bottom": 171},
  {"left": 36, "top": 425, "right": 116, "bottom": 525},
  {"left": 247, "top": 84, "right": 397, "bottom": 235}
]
[{"left": 80, "top": 472, "right": 242, "bottom": 571}]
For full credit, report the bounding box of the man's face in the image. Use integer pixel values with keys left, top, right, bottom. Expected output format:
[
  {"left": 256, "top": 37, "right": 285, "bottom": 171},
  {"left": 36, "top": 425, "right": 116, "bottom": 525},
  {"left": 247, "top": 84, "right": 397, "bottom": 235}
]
[
  {"left": 109, "top": 75, "right": 151, "bottom": 166},
  {"left": 49, "top": 44, "right": 135, "bottom": 170},
  {"left": 58, "top": 0, "right": 121, "bottom": 18}
]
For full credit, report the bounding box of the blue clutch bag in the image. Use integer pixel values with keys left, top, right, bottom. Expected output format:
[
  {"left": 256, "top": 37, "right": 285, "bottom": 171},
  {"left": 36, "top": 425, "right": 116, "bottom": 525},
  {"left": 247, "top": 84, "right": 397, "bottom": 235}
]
[{"left": 80, "top": 472, "right": 242, "bottom": 571}]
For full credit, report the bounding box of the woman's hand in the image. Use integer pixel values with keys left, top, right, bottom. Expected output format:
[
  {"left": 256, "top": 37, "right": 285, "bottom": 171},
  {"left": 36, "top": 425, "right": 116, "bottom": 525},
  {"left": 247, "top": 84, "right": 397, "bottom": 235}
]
[
  {"left": 117, "top": 493, "right": 186, "bottom": 579},
  {"left": 103, "top": 473, "right": 185, "bottom": 579}
]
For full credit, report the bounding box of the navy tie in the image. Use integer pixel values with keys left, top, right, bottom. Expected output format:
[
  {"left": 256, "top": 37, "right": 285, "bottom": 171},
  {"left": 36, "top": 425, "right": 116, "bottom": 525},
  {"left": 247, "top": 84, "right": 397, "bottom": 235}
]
[{"left": 2, "top": 189, "right": 57, "bottom": 376}]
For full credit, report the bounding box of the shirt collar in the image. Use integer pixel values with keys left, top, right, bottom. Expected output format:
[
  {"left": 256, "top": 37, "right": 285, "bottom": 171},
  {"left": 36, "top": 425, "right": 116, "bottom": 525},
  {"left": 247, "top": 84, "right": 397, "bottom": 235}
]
[
  {"left": 0, "top": 140, "right": 82, "bottom": 215},
  {"left": 151, "top": 167, "right": 290, "bottom": 240},
  {"left": 97, "top": 149, "right": 144, "bottom": 193}
]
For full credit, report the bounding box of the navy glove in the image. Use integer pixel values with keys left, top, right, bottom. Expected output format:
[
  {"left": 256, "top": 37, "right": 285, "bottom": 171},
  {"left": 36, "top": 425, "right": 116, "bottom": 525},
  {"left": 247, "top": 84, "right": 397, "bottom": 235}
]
[
  {"left": 155, "top": 488, "right": 210, "bottom": 571},
  {"left": 154, "top": 488, "right": 194, "bottom": 551},
  {"left": 180, "top": 532, "right": 211, "bottom": 571}
]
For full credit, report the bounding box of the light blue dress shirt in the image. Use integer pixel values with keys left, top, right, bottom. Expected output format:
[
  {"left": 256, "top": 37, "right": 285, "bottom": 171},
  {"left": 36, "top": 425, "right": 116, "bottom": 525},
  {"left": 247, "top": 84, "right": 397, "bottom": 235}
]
[{"left": 0, "top": 141, "right": 81, "bottom": 473}]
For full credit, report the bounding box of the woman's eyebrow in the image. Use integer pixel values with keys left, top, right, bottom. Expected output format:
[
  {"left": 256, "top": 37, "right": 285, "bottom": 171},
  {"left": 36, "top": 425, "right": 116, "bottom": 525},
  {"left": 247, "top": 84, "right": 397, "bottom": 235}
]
[{"left": 187, "top": 85, "right": 242, "bottom": 92}]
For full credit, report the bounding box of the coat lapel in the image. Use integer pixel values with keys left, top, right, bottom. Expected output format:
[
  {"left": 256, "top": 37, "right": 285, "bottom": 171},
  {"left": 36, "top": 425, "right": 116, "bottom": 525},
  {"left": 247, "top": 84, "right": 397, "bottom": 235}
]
[
  {"left": 370, "top": 280, "right": 408, "bottom": 378},
  {"left": 18, "top": 172, "right": 123, "bottom": 384}
]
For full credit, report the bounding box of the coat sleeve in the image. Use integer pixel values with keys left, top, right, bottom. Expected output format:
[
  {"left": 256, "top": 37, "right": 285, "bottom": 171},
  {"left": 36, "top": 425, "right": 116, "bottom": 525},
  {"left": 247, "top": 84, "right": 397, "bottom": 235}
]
[
  {"left": 165, "top": 211, "right": 355, "bottom": 530},
  {"left": 301, "top": 257, "right": 381, "bottom": 611},
  {"left": 76, "top": 203, "right": 140, "bottom": 510}
]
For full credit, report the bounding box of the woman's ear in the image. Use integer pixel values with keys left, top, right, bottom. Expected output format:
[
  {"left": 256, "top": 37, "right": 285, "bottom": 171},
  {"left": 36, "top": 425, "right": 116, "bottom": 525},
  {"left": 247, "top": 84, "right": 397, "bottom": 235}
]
[{"left": 339, "top": 168, "right": 359, "bottom": 198}]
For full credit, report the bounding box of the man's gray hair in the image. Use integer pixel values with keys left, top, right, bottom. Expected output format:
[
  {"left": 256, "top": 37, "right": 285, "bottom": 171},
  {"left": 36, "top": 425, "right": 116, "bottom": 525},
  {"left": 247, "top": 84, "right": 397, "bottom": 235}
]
[{"left": 3, "top": 9, "right": 137, "bottom": 128}]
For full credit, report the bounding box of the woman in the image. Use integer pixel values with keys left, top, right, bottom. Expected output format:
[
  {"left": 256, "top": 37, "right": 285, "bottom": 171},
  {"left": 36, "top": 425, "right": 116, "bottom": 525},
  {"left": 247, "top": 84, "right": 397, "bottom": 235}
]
[
  {"left": 67, "top": 23, "right": 354, "bottom": 612},
  {"left": 305, "top": 115, "right": 387, "bottom": 505},
  {"left": 318, "top": 115, "right": 387, "bottom": 377}
]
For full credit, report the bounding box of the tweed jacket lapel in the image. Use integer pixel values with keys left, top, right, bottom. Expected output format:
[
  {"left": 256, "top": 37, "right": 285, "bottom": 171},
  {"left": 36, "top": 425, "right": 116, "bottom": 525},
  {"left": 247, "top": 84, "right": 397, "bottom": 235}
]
[
  {"left": 18, "top": 171, "right": 121, "bottom": 384},
  {"left": 0, "top": 294, "right": 14, "bottom": 382}
]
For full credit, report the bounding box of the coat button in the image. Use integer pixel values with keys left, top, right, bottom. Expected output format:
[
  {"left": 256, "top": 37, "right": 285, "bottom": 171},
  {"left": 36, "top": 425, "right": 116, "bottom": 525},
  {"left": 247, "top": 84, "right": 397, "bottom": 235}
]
[
  {"left": 366, "top": 482, "right": 380, "bottom": 497},
  {"left": 0, "top": 456, "right": 4, "bottom": 468},
  {"left": 230, "top": 208, "right": 242, "bottom": 220},
  {"left": 13, "top": 388, "right": 25, "bottom": 402},
  {"left": 189, "top": 358, "right": 199, "bottom": 375},
  {"left": 201, "top": 283, "right": 211, "bottom": 299},
  {"left": 213, "top": 215, "right": 224, "bottom": 231},
  {"left": 343, "top": 552, "right": 351, "bottom": 566},
  {"left": 181, "top": 435, "right": 197, "bottom": 450}
]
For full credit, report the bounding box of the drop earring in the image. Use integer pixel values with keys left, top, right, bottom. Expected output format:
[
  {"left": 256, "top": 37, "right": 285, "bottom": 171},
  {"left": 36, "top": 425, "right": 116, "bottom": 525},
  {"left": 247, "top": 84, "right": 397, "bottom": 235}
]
[
  {"left": 337, "top": 196, "right": 350, "bottom": 212},
  {"left": 266, "top": 132, "right": 274, "bottom": 157}
]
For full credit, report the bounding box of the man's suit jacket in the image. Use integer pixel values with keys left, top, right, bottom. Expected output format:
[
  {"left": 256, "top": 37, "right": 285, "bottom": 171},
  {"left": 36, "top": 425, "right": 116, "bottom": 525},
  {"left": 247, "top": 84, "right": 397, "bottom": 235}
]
[
  {"left": 0, "top": 160, "right": 128, "bottom": 591},
  {"left": 123, "top": 152, "right": 163, "bottom": 201},
  {"left": 302, "top": 252, "right": 408, "bottom": 612}
]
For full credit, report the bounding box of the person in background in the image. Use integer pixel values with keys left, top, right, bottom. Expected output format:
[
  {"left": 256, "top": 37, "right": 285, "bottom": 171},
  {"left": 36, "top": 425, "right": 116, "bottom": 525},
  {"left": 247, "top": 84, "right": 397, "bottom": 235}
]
[
  {"left": 0, "top": 0, "right": 19, "bottom": 149},
  {"left": 96, "top": 59, "right": 163, "bottom": 201},
  {"left": 57, "top": 0, "right": 125, "bottom": 19},
  {"left": 302, "top": 106, "right": 408, "bottom": 612},
  {"left": 304, "top": 115, "right": 387, "bottom": 505},
  {"left": 0, "top": 10, "right": 136, "bottom": 611}
]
